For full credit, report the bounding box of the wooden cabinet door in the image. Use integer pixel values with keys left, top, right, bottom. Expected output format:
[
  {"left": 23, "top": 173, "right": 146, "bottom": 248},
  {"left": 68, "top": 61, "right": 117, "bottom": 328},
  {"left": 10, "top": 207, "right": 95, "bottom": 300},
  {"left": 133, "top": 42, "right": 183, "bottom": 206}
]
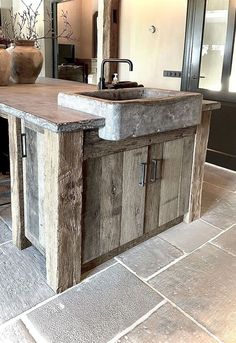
[
  {"left": 159, "top": 135, "right": 195, "bottom": 226},
  {"left": 21, "top": 123, "right": 45, "bottom": 254},
  {"left": 82, "top": 146, "right": 148, "bottom": 264}
]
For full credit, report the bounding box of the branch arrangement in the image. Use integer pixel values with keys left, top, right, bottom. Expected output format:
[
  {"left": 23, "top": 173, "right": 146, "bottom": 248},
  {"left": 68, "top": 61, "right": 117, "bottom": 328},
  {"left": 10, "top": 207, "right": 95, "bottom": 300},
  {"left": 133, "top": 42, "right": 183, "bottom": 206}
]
[{"left": 1, "top": 0, "right": 76, "bottom": 43}]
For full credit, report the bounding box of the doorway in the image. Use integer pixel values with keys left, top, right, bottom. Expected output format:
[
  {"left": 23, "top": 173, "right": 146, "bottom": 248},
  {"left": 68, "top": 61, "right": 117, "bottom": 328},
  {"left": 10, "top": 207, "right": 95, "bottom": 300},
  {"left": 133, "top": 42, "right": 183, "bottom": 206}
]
[{"left": 182, "top": 0, "right": 236, "bottom": 170}]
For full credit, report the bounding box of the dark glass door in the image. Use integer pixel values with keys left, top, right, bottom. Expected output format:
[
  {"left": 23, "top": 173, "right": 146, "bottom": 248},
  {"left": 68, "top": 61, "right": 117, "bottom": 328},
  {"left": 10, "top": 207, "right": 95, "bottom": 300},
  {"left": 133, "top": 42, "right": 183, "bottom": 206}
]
[{"left": 182, "top": 0, "right": 236, "bottom": 170}]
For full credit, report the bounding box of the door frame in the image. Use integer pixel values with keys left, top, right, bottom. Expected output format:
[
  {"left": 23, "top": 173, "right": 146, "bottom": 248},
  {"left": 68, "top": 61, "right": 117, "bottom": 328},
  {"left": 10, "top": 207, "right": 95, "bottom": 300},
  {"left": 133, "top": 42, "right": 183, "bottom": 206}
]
[{"left": 181, "top": 0, "right": 236, "bottom": 103}]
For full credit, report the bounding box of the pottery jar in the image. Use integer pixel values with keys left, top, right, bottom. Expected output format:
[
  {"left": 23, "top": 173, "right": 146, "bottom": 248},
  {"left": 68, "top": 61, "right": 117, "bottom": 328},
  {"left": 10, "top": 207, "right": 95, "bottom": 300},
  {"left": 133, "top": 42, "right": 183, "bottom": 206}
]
[
  {"left": 11, "top": 40, "right": 43, "bottom": 84},
  {"left": 0, "top": 44, "right": 11, "bottom": 86}
]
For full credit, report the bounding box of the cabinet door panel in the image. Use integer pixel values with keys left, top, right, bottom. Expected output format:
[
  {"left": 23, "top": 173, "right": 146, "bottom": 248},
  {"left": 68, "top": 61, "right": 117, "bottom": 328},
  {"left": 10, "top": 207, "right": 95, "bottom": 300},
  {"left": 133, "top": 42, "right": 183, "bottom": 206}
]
[
  {"left": 159, "top": 138, "right": 184, "bottom": 226},
  {"left": 82, "top": 152, "right": 123, "bottom": 263},
  {"left": 23, "top": 125, "right": 45, "bottom": 254},
  {"left": 120, "top": 147, "right": 148, "bottom": 245},
  {"left": 145, "top": 143, "right": 163, "bottom": 233}
]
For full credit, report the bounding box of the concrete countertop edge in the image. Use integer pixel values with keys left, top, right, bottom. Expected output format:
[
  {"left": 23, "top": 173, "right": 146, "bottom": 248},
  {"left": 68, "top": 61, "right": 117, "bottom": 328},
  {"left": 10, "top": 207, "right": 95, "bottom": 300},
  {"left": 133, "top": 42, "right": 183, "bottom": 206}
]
[{"left": 0, "top": 103, "right": 105, "bottom": 133}]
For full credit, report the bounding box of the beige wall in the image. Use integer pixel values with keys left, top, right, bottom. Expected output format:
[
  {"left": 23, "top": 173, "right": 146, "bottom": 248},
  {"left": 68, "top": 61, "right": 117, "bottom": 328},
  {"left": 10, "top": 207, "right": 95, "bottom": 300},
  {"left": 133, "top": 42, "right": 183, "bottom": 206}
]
[{"left": 119, "top": 0, "right": 188, "bottom": 90}]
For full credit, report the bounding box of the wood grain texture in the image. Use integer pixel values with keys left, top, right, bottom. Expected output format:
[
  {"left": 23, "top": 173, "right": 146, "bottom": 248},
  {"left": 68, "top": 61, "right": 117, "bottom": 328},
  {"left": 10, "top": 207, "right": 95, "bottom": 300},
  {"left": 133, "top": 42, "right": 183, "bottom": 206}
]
[
  {"left": 8, "top": 116, "right": 30, "bottom": 249},
  {"left": 44, "top": 129, "right": 83, "bottom": 293},
  {"left": 159, "top": 138, "right": 184, "bottom": 226},
  {"left": 82, "top": 157, "right": 102, "bottom": 263},
  {"left": 186, "top": 111, "right": 212, "bottom": 222},
  {"left": 100, "top": 152, "right": 123, "bottom": 254},
  {"left": 84, "top": 127, "right": 196, "bottom": 160},
  {"left": 103, "top": 0, "right": 120, "bottom": 81},
  {"left": 82, "top": 152, "right": 123, "bottom": 262},
  {"left": 120, "top": 147, "right": 148, "bottom": 245},
  {"left": 145, "top": 143, "right": 163, "bottom": 233},
  {"left": 179, "top": 134, "right": 195, "bottom": 216}
]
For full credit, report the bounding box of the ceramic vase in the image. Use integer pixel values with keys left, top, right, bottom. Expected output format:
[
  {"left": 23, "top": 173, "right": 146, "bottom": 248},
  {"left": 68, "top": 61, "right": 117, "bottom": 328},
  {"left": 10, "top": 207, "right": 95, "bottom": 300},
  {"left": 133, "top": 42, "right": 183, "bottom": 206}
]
[
  {"left": 0, "top": 44, "right": 11, "bottom": 86},
  {"left": 10, "top": 40, "right": 43, "bottom": 84}
]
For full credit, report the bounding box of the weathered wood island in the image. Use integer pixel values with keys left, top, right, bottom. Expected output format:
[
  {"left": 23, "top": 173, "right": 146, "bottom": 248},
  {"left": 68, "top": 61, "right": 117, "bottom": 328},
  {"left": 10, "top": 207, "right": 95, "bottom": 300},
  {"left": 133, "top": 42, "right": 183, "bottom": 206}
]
[{"left": 0, "top": 78, "right": 220, "bottom": 293}]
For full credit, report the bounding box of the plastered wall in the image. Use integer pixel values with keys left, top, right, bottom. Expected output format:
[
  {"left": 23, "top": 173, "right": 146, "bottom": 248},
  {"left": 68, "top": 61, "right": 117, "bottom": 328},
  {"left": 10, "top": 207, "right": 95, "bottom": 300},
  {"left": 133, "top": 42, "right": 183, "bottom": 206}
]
[{"left": 118, "top": 0, "right": 188, "bottom": 90}]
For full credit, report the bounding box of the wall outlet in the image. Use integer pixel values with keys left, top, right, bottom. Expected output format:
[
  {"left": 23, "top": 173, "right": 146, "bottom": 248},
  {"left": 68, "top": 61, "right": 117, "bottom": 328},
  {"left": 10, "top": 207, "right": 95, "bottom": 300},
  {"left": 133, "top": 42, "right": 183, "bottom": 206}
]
[{"left": 163, "top": 70, "right": 182, "bottom": 78}]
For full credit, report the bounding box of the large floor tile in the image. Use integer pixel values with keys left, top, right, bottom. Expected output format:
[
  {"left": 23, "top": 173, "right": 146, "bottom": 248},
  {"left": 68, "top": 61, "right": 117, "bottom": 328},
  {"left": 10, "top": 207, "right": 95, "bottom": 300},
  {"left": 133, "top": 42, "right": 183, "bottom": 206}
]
[
  {"left": 0, "top": 320, "right": 37, "bottom": 343},
  {"left": 117, "top": 303, "right": 216, "bottom": 343},
  {"left": 201, "top": 183, "right": 236, "bottom": 229},
  {"left": 0, "top": 204, "right": 12, "bottom": 229},
  {"left": 149, "top": 244, "right": 236, "bottom": 343},
  {"left": 0, "top": 219, "right": 11, "bottom": 245},
  {"left": 159, "top": 219, "right": 221, "bottom": 253},
  {"left": 25, "top": 263, "right": 163, "bottom": 343},
  {"left": 116, "top": 236, "right": 183, "bottom": 279},
  {"left": 0, "top": 243, "right": 54, "bottom": 324},
  {"left": 204, "top": 163, "right": 236, "bottom": 192},
  {"left": 212, "top": 224, "right": 236, "bottom": 255}
]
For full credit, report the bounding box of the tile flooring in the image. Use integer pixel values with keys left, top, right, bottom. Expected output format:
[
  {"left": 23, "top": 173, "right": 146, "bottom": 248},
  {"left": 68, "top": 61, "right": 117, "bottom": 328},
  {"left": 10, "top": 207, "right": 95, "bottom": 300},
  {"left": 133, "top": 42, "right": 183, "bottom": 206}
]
[{"left": 0, "top": 163, "right": 236, "bottom": 342}]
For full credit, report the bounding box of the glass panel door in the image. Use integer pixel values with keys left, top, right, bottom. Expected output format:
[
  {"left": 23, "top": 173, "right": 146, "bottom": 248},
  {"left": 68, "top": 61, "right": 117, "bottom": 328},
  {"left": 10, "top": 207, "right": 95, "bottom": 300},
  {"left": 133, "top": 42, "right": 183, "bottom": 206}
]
[{"left": 199, "top": 0, "right": 229, "bottom": 91}]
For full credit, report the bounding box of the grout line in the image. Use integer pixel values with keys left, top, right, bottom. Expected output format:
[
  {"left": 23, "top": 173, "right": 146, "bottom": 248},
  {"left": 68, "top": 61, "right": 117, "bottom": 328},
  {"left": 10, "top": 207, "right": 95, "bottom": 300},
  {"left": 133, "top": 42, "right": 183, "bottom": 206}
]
[
  {"left": 199, "top": 218, "right": 223, "bottom": 230},
  {"left": 203, "top": 181, "right": 235, "bottom": 194},
  {"left": 0, "top": 261, "right": 119, "bottom": 331},
  {"left": 21, "top": 317, "right": 48, "bottom": 343},
  {"left": 144, "top": 254, "right": 187, "bottom": 282},
  {"left": 0, "top": 240, "right": 12, "bottom": 247},
  {"left": 116, "top": 259, "right": 222, "bottom": 343},
  {"left": 209, "top": 242, "right": 236, "bottom": 258},
  {"left": 205, "top": 162, "right": 236, "bottom": 175},
  {"left": 107, "top": 300, "right": 167, "bottom": 343}
]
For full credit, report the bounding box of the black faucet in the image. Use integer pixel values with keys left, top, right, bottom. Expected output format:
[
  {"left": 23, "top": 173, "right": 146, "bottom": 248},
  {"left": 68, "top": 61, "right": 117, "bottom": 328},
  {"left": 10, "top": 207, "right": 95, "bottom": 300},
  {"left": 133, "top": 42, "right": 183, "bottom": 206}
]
[{"left": 98, "top": 58, "right": 133, "bottom": 90}]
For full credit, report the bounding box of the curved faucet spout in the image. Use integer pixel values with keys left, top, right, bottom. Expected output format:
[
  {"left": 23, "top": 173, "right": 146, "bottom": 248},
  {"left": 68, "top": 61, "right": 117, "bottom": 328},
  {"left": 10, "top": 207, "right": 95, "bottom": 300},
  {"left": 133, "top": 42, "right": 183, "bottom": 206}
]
[{"left": 98, "top": 58, "right": 133, "bottom": 90}]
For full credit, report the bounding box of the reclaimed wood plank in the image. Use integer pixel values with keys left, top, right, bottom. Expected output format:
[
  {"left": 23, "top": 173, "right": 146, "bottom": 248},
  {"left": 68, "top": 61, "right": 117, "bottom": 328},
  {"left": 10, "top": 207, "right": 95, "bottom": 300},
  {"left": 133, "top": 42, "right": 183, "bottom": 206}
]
[
  {"left": 103, "top": 0, "right": 120, "bottom": 81},
  {"left": 100, "top": 152, "right": 123, "bottom": 254},
  {"left": 159, "top": 138, "right": 183, "bottom": 226},
  {"left": 186, "top": 111, "right": 212, "bottom": 222},
  {"left": 44, "top": 129, "right": 83, "bottom": 293},
  {"left": 178, "top": 134, "right": 195, "bottom": 216},
  {"left": 144, "top": 143, "right": 163, "bottom": 233},
  {"left": 120, "top": 147, "right": 148, "bottom": 245},
  {"left": 82, "top": 157, "right": 102, "bottom": 263},
  {"left": 8, "top": 116, "right": 30, "bottom": 249},
  {"left": 84, "top": 127, "right": 196, "bottom": 160}
]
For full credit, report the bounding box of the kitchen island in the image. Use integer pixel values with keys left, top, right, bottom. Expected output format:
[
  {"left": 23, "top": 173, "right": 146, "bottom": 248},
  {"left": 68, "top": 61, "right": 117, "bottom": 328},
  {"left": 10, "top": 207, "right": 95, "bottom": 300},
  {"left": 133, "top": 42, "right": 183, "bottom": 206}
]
[{"left": 0, "top": 78, "right": 220, "bottom": 292}]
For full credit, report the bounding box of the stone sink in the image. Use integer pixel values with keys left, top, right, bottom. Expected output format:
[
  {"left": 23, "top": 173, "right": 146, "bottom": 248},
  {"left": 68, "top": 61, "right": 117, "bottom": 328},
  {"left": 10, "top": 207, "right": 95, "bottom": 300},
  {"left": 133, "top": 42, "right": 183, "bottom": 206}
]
[{"left": 58, "top": 88, "right": 202, "bottom": 141}]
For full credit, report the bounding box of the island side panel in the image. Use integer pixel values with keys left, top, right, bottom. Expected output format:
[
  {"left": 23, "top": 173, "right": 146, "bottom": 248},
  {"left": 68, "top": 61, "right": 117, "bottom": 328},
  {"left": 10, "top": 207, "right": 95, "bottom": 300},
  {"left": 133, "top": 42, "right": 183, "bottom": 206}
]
[
  {"left": 186, "top": 110, "right": 212, "bottom": 222},
  {"left": 44, "top": 129, "right": 83, "bottom": 293},
  {"left": 8, "top": 116, "right": 31, "bottom": 249}
]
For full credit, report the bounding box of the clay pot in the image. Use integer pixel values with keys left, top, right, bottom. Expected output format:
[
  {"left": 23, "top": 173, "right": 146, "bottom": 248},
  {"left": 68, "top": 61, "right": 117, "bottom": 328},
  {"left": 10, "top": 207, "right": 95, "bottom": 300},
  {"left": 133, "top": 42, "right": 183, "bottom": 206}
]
[
  {"left": 10, "top": 40, "right": 43, "bottom": 84},
  {"left": 0, "top": 44, "right": 11, "bottom": 86}
]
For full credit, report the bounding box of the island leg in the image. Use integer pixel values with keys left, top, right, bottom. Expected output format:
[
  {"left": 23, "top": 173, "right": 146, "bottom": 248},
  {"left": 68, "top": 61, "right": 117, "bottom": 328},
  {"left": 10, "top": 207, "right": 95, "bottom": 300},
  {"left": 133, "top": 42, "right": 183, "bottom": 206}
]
[
  {"left": 44, "top": 129, "right": 83, "bottom": 293},
  {"left": 186, "top": 110, "right": 212, "bottom": 223},
  {"left": 8, "top": 116, "right": 31, "bottom": 249}
]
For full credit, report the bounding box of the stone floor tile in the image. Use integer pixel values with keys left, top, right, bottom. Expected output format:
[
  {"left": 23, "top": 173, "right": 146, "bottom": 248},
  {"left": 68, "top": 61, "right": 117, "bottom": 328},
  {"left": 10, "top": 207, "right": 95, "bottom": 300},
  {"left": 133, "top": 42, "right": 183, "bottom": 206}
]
[
  {"left": 81, "top": 258, "right": 117, "bottom": 280},
  {"left": 149, "top": 244, "right": 236, "bottom": 343},
  {"left": 201, "top": 182, "right": 228, "bottom": 215},
  {"left": 212, "top": 224, "right": 236, "bottom": 255},
  {"left": 0, "top": 243, "right": 54, "bottom": 324},
  {"left": 0, "top": 320, "right": 37, "bottom": 343},
  {"left": 117, "top": 303, "right": 216, "bottom": 343},
  {"left": 0, "top": 205, "right": 12, "bottom": 229},
  {"left": 116, "top": 236, "right": 183, "bottom": 279},
  {"left": 202, "top": 193, "right": 236, "bottom": 229},
  {"left": 159, "top": 219, "right": 221, "bottom": 253},
  {"left": 25, "top": 263, "right": 163, "bottom": 343},
  {"left": 204, "top": 163, "right": 236, "bottom": 192},
  {"left": 0, "top": 219, "right": 11, "bottom": 245}
]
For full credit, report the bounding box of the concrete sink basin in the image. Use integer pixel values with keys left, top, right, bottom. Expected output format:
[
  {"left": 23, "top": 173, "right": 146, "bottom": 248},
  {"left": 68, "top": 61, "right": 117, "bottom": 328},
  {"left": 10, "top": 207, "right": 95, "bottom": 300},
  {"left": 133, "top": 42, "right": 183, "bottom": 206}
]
[{"left": 58, "top": 88, "right": 202, "bottom": 141}]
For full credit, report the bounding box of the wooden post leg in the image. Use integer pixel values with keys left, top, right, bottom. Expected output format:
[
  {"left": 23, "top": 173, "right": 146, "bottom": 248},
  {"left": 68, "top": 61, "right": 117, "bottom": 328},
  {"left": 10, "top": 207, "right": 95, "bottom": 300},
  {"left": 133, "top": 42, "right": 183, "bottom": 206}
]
[
  {"left": 8, "top": 116, "right": 31, "bottom": 249},
  {"left": 185, "top": 110, "right": 212, "bottom": 223},
  {"left": 44, "top": 129, "right": 83, "bottom": 293}
]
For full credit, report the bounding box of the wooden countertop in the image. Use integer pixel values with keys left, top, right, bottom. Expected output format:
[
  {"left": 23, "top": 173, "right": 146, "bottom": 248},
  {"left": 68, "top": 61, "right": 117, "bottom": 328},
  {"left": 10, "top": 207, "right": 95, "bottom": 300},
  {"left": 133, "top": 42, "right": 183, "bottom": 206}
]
[
  {"left": 0, "top": 77, "right": 221, "bottom": 132},
  {"left": 0, "top": 78, "right": 104, "bottom": 132}
]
